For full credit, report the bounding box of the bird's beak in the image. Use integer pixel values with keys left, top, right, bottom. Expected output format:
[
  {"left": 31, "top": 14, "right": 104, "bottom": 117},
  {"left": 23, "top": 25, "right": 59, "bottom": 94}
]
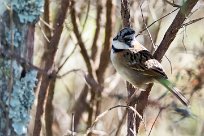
[
  {"left": 129, "top": 43, "right": 134, "bottom": 48},
  {"left": 113, "top": 36, "right": 118, "bottom": 41}
]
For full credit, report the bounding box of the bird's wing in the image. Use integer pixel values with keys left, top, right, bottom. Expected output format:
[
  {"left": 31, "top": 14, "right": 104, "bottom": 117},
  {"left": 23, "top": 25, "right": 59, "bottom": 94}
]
[{"left": 122, "top": 49, "right": 168, "bottom": 78}]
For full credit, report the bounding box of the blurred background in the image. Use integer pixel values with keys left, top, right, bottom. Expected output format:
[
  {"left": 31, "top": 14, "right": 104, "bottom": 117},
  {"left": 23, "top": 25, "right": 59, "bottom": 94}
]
[{"left": 30, "top": 0, "right": 204, "bottom": 135}]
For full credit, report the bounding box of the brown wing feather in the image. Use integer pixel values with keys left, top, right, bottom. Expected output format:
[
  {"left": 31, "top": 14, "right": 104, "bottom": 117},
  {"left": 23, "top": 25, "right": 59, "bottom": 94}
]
[{"left": 123, "top": 49, "right": 168, "bottom": 78}]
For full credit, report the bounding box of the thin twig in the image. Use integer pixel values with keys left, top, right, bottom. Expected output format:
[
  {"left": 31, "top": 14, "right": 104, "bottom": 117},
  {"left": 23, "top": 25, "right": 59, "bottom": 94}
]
[
  {"left": 94, "top": 0, "right": 113, "bottom": 121},
  {"left": 139, "top": 2, "right": 155, "bottom": 49},
  {"left": 71, "top": 113, "right": 75, "bottom": 136},
  {"left": 154, "top": 0, "right": 199, "bottom": 60},
  {"left": 85, "top": 1, "right": 102, "bottom": 129},
  {"left": 136, "top": 7, "right": 179, "bottom": 37},
  {"left": 57, "top": 69, "right": 83, "bottom": 78},
  {"left": 91, "top": 0, "right": 102, "bottom": 61},
  {"left": 72, "top": 85, "right": 89, "bottom": 129},
  {"left": 86, "top": 105, "right": 144, "bottom": 134},
  {"left": 37, "top": 22, "right": 50, "bottom": 43},
  {"left": 70, "top": 0, "right": 93, "bottom": 77},
  {"left": 34, "top": 0, "right": 70, "bottom": 135},
  {"left": 164, "top": 55, "right": 173, "bottom": 74},
  {"left": 96, "top": 0, "right": 113, "bottom": 83},
  {"left": 133, "top": 0, "right": 199, "bottom": 134},
  {"left": 148, "top": 2, "right": 173, "bottom": 74},
  {"left": 163, "top": 0, "right": 181, "bottom": 8},
  {"left": 148, "top": 108, "right": 163, "bottom": 136},
  {"left": 81, "top": 0, "right": 90, "bottom": 34},
  {"left": 40, "top": 17, "right": 54, "bottom": 30},
  {"left": 181, "top": 27, "right": 187, "bottom": 53},
  {"left": 115, "top": 110, "right": 127, "bottom": 136},
  {"left": 149, "top": 1, "right": 167, "bottom": 51},
  {"left": 182, "top": 17, "right": 204, "bottom": 27},
  {"left": 56, "top": 45, "right": 77, "bottom": 74}
]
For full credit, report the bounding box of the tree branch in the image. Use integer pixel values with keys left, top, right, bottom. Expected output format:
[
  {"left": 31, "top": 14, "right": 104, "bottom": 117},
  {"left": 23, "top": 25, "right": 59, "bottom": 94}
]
[
  {"left": 91, "top": 0, "right": 102, "bottom": 61},
  {"left": 45, "top": 1, "right": 70, "bottom": 135},
  {"left": 94, "top": 0, "right": 113, "bottom": 118},
  {"left": 70, "top": 1, "right": 97, "bottom": 131},
  {"left": 96, "top": 0, "right": 113, "bottom": 83},
  {"left": 153, "top": 0, "right": 199, "bottom": 60},
  {"left": 121, "top": 0, "right": 131, "bottom": 27},
  {"left": 33, "top": 0, "right": 70, "bottom": 135},
  {"left": 121, "top": 0, "right": 199, "bottom": 135},
  {"left": 70, "top": 0, "right": 93, "bottom": 77},
  {"left": 135, "top": 0, "right": 199, "bottom": 133}
]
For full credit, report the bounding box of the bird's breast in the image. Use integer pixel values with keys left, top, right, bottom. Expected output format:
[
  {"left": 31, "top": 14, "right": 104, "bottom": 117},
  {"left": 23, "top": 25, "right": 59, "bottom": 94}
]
[{"left": 111, "top": 50, "right": 153, "bottom": 87}]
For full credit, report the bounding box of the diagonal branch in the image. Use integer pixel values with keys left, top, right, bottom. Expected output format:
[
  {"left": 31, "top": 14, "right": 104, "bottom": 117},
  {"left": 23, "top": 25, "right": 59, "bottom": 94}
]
[
  {"left": 91, "top": 0, "right": 102, "bottom": 61},
  {"left": 182, "top": 16, "right": 204, "bottom": 27},
  {"left": 96, "top": 0, "right": 113, "bottom": 83},
  {"left": 153, "top": 0, "right": 199, "bottom": 60},
  {"left": 33, "top": 0, "right": 70, "bottom": 135},
  {"left": 45, "top": 0, "right": 70, "bottom": 134},
  {"left": 70, "top": 0, "right": 93, "bottom": 77},
  {"left": 135, "top": 0, "right": 199, "bottom": 133},
  {"left": 136, "top": 7, "right": 179, "bottom": 37},
  {"left": 163, "top": 0, "right": 181, "bottom": 8},
  {"left": 70, "top": 1, "right": 98, "bottom": 131},
  {"left": 121, "top": 0, "right": 199, "bottom": 135},
  {"left": 94, "top": 0, "right": 113, "bottom": 118}
]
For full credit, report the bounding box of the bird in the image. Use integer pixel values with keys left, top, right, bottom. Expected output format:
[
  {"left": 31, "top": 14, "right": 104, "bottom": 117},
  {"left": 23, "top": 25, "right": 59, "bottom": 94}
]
[{"left": 110, "top": 27, "right": 188, "bottom": 106}]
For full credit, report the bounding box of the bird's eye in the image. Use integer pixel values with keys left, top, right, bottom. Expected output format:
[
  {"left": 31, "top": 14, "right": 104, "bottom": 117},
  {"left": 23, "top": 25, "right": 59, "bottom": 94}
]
[
  {"left": 123, "top": 36, "right": 133, "bottom": 44},
  {"left": 124, "top": 36, "right": 132, "bottom": 41}
]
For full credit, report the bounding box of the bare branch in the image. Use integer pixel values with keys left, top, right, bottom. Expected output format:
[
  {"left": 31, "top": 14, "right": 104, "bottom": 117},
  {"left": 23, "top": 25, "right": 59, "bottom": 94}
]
[
  {"left": 38, "top": 22, "right": 50, "bottom": 43},
  {"left": 86, "top": 105, "right": 143, "bottom": 135},
  {"left": 57, "top": 69, "right": 83, "bottom": 78},
  {"left": 94, "top": 0, "right": 114, "bottom": 119},
  {"left": 34, "top": 0, "right": 70, "bottom": 135},
  {"left": 133, "top": 0, "right": 199, "bottom": 133},
  {"left": 40, "top": 17, "right": 54, "bottom": 31},
  {"left": 121, "top": 0, "right": 131, "bottom": 27},
  {"left": 70, "top": 0, "right": 93, "bottom": 77},
  {"left": 72, "top": 85, "right": 89, "bottom": 129},
  {"left": 154, "top": 0, "right": 199, "bottom": 60},
  {"left": 81, "top": 0, "right": 90, "bottom": 34},
  {"left": 148, "top": 108, "right": 164, "bottom": 136},
  {"left": 71, "top": 113, "right": 75, "bottom": 136},
  {"left": 56, "top": 45, "right": 77, "bottom": 74},
  {"left": 182, "top": 17, "right": 204, "bottom": 27},
  {"left": 115, "top": 111, "right": 127, "bottom": 136},
  {"left": 96, "top": 0, "right": 113, "bottom": 83},
  {"left": 139, "top": 2, "right": 155, "bottom": 49},
  {"left": 163, "top": 0, "right": 181, "bottom": 8},
  {"left": 136, "top": 7, "right": 179, "bottom": 37},
  {"left": 91, "top": 0, "right": 102, "bottom": 61}
]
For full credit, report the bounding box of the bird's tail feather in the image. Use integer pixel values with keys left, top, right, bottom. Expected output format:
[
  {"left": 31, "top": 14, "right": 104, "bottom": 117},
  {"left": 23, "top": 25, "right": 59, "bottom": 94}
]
[{"left": 156, "top": 78, "right": 189, "bottom": 106}]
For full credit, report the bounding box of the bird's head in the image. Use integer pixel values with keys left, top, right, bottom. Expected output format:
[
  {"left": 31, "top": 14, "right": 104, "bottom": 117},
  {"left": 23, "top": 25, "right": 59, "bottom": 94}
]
[{"left": 112, "top": 27, "right": 135, "bottom": 50}]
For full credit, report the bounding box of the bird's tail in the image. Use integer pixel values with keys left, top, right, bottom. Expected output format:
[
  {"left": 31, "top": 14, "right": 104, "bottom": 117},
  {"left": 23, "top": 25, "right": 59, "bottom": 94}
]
[{"left": 156, "top": 78, "right": 189, "bottom": 106}]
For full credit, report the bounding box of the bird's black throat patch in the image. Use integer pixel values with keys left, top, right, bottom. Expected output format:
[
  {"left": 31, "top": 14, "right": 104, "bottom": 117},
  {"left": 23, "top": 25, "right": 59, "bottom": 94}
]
[{"left": 112, "top": 45, "right": 124, "bottom": 53}]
